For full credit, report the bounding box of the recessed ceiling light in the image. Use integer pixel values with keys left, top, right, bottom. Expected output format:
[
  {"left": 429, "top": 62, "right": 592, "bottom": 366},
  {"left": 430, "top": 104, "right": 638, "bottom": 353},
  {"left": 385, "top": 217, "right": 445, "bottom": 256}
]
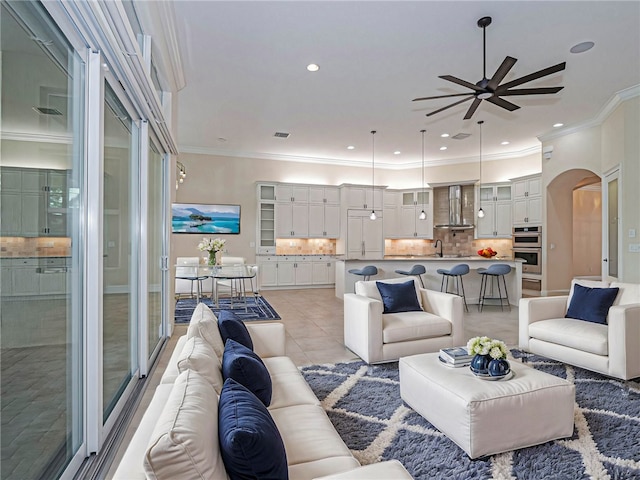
[
  {"left": 347, "top": 145, "right": 355, "bottom": 150},
  {"left": 393, "top": 151, "right": 401, "bottom": 155},
  {"left": 217, "top": 137, "right": 227, "bottom": 143},
  {"left": 553, "top": 123, "right": 564, "bottom": 128},
  {"left": 570, "top": 41, "right": 595, "bottom": 54},
  {"left": 441, "top": 133, "right": 450, "bottom": 138},
  {"left": 501, "top": 141, "right": 510, "bottom": 145},
  {"left": 306, "top": 63, "right": 320, "bottom": 72},
  {"left": 439, "top": 146, "right": 447, "bottom": 151}
]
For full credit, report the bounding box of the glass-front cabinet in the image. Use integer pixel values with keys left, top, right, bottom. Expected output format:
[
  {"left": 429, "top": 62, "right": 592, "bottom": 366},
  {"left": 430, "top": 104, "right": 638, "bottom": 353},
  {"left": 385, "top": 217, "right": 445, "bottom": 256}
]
[
  {"left": 476, "top": 183, "right": 512, "bottom": 238},
  {"left": 257, "top": 184, "right": 276, "bottom": 253}
]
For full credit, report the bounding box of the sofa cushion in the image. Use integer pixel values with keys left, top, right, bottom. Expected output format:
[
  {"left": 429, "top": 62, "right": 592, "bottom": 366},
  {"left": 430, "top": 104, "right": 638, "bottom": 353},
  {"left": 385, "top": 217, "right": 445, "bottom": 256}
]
[
  {"left": 218, "top": 310, "right": 253, "bottom": 350},
  {"left": 382, "top": 311, "right": 452, "bottom": 343},
  {"left": 222, "top": 339, "right": 272, "bottom": 407},
  {"left": 565, "top": 284, "right": 619, "bottom": 324},
  {"left": 186, "top": 303, "right": 225, "bottom": 359},
  {"left": 376, "top": 280, "right": 422, "bottom": 314},
  {"left": 357, "top": 277, "right": 424, "bottom": 310},
  {"left": 177, "top": 336, "right": 224, "bottom": 394},
  {"left": 144, "top": 370, "right": 227, "bottom": 480},
  {"left": 529, "top": 318, "right": 609, "bottom": 356},
  {"left": 218, "top": 379, "right": 288, "bottom": 480}
]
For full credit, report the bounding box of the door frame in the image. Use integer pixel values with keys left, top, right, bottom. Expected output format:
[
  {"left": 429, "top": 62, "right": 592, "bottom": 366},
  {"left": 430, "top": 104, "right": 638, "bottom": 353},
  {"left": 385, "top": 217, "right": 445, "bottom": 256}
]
[{"left": 602, "top": 166, "right": 622, "bottom": 282}]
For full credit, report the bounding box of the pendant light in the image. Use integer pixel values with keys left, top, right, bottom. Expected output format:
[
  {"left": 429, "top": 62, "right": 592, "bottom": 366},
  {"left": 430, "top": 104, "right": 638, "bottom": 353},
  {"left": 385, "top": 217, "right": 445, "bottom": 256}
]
[
  {"left": 477, "top": 120, "right": 485, "bottom": 218},
  {"left": 419, "top": 129, "right": 427, "bottom": 220},
  {"left": 369, "top": 130, "right": 377, "bottom": 220}
]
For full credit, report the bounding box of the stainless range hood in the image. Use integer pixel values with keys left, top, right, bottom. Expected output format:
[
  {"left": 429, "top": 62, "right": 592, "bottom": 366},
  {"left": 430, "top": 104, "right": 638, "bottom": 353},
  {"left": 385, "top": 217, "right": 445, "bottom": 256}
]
[{"left": 434, "top": 185, "right": 475, "bottom": 230}]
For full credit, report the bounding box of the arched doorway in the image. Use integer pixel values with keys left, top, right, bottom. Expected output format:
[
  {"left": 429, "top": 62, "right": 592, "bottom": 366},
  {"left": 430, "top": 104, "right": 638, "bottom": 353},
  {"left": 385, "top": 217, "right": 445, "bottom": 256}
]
[{"left": 545, "top": 169, "right": 601, "bottom": 293}]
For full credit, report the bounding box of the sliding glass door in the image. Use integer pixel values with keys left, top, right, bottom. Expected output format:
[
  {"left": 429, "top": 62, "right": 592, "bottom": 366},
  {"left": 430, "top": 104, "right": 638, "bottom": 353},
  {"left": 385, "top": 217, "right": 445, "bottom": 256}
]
[
  {"left": 0, "top": 2, "right": 85, "bottom": 478},
  {"left": 102, "top": 83, "right": 139, "bottom": 421}
]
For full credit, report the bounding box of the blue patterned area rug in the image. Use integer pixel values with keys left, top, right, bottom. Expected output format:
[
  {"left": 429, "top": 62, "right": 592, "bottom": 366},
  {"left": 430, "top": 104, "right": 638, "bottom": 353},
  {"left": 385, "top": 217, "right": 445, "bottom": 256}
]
[
  {"left": 174, "top": 296, "right": 280, "bottom": 323},
  {"left": 300, "top": 352, "right": 640, "bottom": 480}
]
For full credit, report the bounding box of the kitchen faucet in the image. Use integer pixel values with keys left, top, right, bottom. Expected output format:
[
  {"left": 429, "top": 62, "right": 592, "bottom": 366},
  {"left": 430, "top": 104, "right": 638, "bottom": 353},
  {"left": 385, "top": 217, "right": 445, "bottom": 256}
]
[{"left": 434, "top": 239, "right": 443, "bottom": 257}]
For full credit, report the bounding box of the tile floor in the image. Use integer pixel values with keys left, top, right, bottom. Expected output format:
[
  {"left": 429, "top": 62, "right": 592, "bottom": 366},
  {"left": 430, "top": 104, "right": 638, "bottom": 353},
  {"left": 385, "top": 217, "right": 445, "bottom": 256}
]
[{"left": 106, "top": 287, "right": 519, "bottom": 478}]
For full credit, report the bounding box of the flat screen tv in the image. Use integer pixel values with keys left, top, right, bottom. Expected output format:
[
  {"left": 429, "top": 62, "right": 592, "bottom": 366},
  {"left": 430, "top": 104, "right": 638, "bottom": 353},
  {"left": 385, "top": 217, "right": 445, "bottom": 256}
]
[{"left": 171, "top": 203, "right": 240, "bottom": 234}]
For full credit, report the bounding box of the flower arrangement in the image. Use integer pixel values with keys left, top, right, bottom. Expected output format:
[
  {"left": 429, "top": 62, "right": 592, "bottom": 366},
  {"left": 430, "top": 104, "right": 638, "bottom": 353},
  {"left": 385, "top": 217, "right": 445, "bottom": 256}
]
[
  {"left": 197, "top": 237, "right": 226, "bottom": 265},
  {"left": 466, "top": 336, "right": 509, "bottom": 360}
]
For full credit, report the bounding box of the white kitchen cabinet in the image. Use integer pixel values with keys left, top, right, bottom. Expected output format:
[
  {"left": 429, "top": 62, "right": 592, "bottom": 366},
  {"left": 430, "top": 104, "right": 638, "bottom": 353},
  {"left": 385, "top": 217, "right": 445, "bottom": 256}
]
[
  {"left": 512, "top": 174, "right": 542, "bottom": 226},
  {"left": 275, "top": 202, "right": 309, "bottom": 237},
  {"left": 257, "top": 184, "right": 276, "bottom": 254},
  {"left": 477, "top": 184, "right": 512, "bottom": 238},
  {"left": 311, "top": 256, "right": 335, "bottom": 285},
  {"left": 308, "top": 203, "right": 340, "bottom": 238},
  {"left": 397, "top": 190, "right": 433, "bottom": 238},
  {"left": 276, "top": 184, "right": 308, "bottom": 204},
  {"left": 347, "top": 211, "right": 383, "bottom": 259},
  {"left": 0, "top": 192, "right": 22, "bottom": 235},
  {"left": 258, "top": 256, "right": 278, "bottom": 287},
  {"left": 276, "top": 259, "right": 296, "bottom": 286},
  {"left": 342, "top": 185, "right": 384, "bottom": 210},
  {"left": 308, "top": 186, "right": 339, "bottom": 205},
  {"left": 11, "top": 259, "right": 40, "bottom": 296}
]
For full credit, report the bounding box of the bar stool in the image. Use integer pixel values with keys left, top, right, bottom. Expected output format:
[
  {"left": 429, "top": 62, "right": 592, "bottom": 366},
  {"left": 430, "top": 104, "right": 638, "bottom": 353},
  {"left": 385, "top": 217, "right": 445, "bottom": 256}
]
[
  {"left": 436, "top": 264, "right": 470, "bottom": 312},
  {"left": 395, "top": 264, "right": 426, "bottom": 288},
  {"left": 348, "top": 265, "right": 378, "bottom": 291},
  {"left": 478, "top": 264, "right": 512, "bottom": 312}
]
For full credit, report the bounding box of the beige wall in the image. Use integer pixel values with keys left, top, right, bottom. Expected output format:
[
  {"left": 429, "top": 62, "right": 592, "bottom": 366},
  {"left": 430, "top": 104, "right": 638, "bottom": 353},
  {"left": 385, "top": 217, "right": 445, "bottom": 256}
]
[
  {"left": 542, "top": 95, "right": 640, "bottom": 289},
  {"left": 171, "top": 152, "right": 539, "bottom": 263}
]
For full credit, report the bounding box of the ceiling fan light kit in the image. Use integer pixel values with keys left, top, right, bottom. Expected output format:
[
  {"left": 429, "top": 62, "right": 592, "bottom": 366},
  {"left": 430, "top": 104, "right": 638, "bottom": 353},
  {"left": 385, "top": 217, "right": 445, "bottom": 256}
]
[{"left": 413, "top": 16, "right": 566, "bottom": 120}]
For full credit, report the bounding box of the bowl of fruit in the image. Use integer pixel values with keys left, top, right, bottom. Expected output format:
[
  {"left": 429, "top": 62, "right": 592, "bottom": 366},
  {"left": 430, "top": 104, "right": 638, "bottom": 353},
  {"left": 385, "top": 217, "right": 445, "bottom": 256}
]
[{"left": 477, "top": 247, "right": 497, "bottom": 258}]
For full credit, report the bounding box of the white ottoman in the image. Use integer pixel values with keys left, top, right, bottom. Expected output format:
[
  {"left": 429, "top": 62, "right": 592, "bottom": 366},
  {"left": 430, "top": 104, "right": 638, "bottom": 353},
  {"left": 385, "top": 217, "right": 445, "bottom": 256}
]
[{"left": 399, "top": 353, "right": 575, "bottom": 459}]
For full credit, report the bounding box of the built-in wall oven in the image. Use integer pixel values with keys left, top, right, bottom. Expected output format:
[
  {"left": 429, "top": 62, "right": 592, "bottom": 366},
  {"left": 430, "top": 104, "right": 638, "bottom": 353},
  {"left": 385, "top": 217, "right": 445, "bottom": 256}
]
[{"left": 513, "top": 226, "right": 542, "bottom": 276}]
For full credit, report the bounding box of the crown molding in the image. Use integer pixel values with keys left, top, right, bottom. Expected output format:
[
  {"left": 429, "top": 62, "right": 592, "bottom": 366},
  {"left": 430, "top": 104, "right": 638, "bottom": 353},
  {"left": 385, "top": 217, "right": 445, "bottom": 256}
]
[
  {"left": 178, "top": 144, "right": 541, "bottom": 170},
  {"left": 538, "top": 84, "right": 640, "bottom": 143}
]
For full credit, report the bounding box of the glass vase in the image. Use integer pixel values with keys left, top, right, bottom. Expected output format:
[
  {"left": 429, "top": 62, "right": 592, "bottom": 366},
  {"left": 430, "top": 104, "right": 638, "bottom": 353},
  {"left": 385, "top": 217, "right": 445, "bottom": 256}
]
[{"left": 208, "top": 251, "right": 217, "bottom": 266}]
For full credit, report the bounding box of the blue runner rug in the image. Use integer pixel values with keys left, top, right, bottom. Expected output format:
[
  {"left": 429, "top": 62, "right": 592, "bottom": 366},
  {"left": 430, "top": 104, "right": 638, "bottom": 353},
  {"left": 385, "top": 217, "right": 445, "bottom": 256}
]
[{"left": 174, "top": 295, "right": 281, "bottom": 323}]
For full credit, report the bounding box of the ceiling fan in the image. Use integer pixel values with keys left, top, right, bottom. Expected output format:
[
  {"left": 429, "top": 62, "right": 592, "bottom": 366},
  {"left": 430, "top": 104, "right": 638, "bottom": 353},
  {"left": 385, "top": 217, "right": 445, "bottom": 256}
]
[{"left": 413, "top": 16, "right": 566, "bottom": 120}]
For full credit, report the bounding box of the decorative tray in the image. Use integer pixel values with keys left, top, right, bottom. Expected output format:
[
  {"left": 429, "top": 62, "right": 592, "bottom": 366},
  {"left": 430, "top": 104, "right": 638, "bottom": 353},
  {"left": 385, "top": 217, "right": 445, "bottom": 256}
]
[{"left": 470, "top": 369, "right": 514, "bottom": 381}]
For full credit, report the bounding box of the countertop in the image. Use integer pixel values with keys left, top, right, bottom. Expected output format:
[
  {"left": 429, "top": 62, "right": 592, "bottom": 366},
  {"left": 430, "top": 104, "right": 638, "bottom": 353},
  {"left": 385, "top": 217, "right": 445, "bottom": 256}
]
[{"left": 336, "top": 255, "right": 521, "bottom": 262}]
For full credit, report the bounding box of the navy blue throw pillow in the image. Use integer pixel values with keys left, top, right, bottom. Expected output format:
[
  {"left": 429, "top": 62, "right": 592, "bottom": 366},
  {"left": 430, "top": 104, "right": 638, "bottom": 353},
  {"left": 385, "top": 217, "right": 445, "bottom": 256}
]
[
  {"left": 222, "top": 339, "right": 272, "bottom": 407},
  {"left": 376, "top": 280, "right": 422, "bottom": 314},
  {"left": 565, "top": 284, "right": 619, "bottom": 324},
  {"left": 218, "top": 379, "right": 288, "bottom": 480},
  {"left": 218, "top": 310, "right": 253, "bottom": 350}
]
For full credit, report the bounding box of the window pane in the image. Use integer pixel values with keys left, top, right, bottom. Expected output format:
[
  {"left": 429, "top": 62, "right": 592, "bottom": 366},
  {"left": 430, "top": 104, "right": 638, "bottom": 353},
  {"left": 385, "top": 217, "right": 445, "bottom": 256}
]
[
  {"left": 0, "top": 1, "right": 84, "bottom": 478},
  {"left": 103, "top": 83, "right": 138, "bottom": 421},
  {"left": 148, "top": 144, "right": 164, "bottom": 356}
]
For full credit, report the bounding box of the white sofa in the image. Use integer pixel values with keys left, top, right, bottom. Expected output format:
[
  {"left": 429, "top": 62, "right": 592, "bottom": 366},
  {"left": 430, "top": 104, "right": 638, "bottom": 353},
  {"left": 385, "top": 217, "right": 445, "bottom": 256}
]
[
  {"left": 519, "top": 279, "right": 640, "bottom": 380},
  {"left": 344, "top": 277, "right": 464, "bottom": 364},
  {"left": 113, "top": 303, "right": 413, "bottom": 480}
]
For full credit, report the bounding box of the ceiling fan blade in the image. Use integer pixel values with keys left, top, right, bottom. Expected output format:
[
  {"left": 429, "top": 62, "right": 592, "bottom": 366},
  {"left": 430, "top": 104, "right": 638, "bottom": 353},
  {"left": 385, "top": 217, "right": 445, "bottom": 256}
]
[
  {"left": 498, "top": 62, "right": 566, "bottom": 90},
  {"left": 497, "top": 86, "right": 564, "bottom": 96},
  {"left": 439, "top": 75, "right": 485, "bottom": 92},
  {"left": 425, "top": 96, "right": 474, "bottom": 117},
  {"left": 463, "top": 98, "right": 482, "bottom": 120},
  {"left": 487, "top": 56, "right": 517, "bottom": 90},
  {"left": 413, "top": 92, "right": 475, "bottom": 102},
  {"left": 486, "top": 96, "right": 520, "bottom": 111}
]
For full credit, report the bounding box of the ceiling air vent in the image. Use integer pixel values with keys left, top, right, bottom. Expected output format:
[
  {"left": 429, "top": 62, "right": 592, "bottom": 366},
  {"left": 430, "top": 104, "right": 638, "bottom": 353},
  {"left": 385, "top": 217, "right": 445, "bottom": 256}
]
[
  {"left": 33, "top": 106, "right": 63, "bottom": 116},
  {"left": 451, "top": 132, "right": 471, "bottom": 140},
  {"left": 273, "top": 132, "right": 290, "bottom": 138}
]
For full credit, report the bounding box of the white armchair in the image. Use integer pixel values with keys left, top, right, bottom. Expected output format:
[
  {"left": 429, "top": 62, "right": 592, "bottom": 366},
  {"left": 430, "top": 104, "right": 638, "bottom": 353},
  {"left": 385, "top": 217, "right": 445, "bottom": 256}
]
[
  {"left": 344, "top": 277, "right": 464, "bottom": 364},
  {"left": 519, "top": 280, "right": 640, "bottom": 380}
]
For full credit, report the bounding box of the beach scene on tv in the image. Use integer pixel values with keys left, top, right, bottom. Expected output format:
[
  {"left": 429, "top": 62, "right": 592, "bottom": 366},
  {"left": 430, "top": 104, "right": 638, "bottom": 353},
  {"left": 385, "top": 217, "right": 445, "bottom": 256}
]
[{"left": 172, "top": 203, "right": 240, "bottom": 234}]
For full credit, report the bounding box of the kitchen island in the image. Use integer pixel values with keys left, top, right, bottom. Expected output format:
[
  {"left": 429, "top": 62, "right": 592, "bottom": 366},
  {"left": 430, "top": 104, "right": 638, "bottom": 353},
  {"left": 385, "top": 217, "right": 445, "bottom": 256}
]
[{"left": 336, "top": 256, "right": 523, "bottom": 306}]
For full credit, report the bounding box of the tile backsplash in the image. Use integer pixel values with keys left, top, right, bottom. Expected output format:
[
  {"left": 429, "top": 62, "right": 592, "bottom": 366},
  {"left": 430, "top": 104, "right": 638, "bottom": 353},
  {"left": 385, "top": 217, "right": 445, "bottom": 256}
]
[
  {"left": 385, "top": 232, "right": 513, "bottom": 258},
  {"left": 0, "top": 237, "right": 72, "bottom": 257},
  {"left": 276, "top": 238, "right": 337, "bottom": 255}
]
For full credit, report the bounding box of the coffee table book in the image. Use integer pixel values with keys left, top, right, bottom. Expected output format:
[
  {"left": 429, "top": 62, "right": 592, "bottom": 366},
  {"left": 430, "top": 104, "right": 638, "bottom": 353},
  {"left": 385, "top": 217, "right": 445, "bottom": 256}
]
[{"left": 439, "top": 346, "right": 473, "bottom": 365}]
